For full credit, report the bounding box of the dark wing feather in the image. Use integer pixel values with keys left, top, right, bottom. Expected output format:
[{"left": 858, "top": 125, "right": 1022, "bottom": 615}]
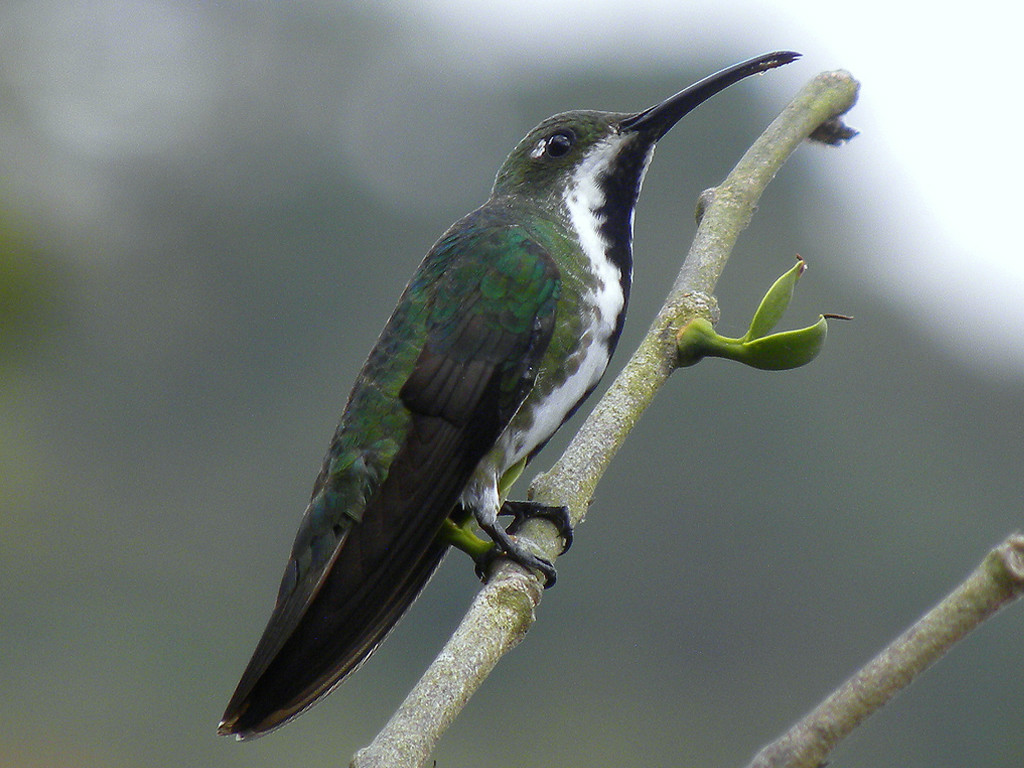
[{"left": 219, "top": 221, "right": 560, "bottom": 738}]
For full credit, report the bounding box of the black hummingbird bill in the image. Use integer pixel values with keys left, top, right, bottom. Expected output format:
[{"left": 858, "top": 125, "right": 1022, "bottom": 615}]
[{"left": 219, "top": 50, "right": 800, "bottom": 740}]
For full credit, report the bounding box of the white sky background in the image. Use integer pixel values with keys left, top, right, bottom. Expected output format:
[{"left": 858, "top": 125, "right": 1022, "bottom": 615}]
[
  {"left": 6, "top": 0, "right": 1021, "bottom": 375},
  {"left": 407, "top": 0, "right": 1024, "bottom": 377}
]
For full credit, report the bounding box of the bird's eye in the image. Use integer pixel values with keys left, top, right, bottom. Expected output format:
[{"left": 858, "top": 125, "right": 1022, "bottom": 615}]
[{"left": 544, "top": 130, "right": 574, "bottom": 158}]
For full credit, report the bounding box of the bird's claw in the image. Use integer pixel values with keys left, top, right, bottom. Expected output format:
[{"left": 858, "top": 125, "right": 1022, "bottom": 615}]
[
  {"left": 499, "top": 500, "right": 573, "bottom": 554},
  {"left": 473, "top": 543, "right": 557, "bottom": 587},
  {"left": 473, "top": 501, "right": 573, "bottom": 588}
]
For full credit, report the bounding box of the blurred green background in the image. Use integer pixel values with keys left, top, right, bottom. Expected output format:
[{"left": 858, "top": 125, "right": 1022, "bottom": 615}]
[{"left": 2, "top": 2, "right": 1021, "bottom": 767}]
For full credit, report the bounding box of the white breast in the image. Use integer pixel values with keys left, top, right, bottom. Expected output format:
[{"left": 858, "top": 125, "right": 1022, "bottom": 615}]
[
  {"left": 499, "top": 135, "right": 638, "bottom": 467},
  {"left": 465, "top": 135, "right": 654, "bottom": 511}
]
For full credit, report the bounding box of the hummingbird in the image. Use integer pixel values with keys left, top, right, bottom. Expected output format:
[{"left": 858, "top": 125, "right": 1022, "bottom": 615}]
[{"left": 219, "top": 51, "right": 799, "bottom": 739}]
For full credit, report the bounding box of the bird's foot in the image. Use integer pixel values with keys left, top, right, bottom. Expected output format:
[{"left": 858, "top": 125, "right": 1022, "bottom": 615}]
[
  {"left": 473, "top": 501, "right": 572, "bottom": 588},
  {"left": 473, "top": 533, "right": 557, "bottom": 587},
  {"left": 499, "top": 500, "right": 573, "bottom": 554}
]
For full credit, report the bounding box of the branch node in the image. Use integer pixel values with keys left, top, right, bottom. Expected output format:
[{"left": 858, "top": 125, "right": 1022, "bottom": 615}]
[
  {"left": 695, "top": 188, "right": 716, "bottom": 225},
  {"left": 669, "top": 290, "right": 719, "bottom": 326},
  {"left": 993, "top": 533, "right": 1024, "bottom": 586}
]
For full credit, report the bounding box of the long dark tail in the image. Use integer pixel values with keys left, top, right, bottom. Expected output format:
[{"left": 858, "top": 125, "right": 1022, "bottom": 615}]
[
  {"left": 219, "top": 413, "right": 478, "bottom": 738},
  {"left": 219, "top": 537, "right": 449, "bottom": 738}
]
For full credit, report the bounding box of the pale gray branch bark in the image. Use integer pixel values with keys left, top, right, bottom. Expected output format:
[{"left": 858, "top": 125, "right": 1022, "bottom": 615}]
[
  {"left": 746, "top": 533, "right": 1024, "bottom": 768},
  {"left": 352, "top": 70, "right": 861, "bottom": 768}
]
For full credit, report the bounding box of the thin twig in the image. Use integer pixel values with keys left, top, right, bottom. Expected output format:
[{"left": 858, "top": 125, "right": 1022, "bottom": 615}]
[
  {"left": 745, "top": 533, "right": 1024, "bottom": 768},
  {"left": 351, "top": 69, "right": 860, "bottom": 768}
]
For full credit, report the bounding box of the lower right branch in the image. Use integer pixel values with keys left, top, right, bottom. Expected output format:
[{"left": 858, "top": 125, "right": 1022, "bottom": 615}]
[{"left": 745, "top": 533, "right": 1024, "bottom": 768}]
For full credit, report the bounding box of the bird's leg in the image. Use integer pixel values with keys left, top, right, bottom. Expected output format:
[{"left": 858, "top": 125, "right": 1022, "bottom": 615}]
[
  {"left": 445, "top": 464, "right": 573, "bottom": 587},
  {"left": 471, "top": 500, "right": 573, "bottom": 588},
  {"left": 475, "top": 514, "right": 558, "bottom": 587},
  {"left": 439, "top": 508, "right": 553, "bottom": 584}
]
